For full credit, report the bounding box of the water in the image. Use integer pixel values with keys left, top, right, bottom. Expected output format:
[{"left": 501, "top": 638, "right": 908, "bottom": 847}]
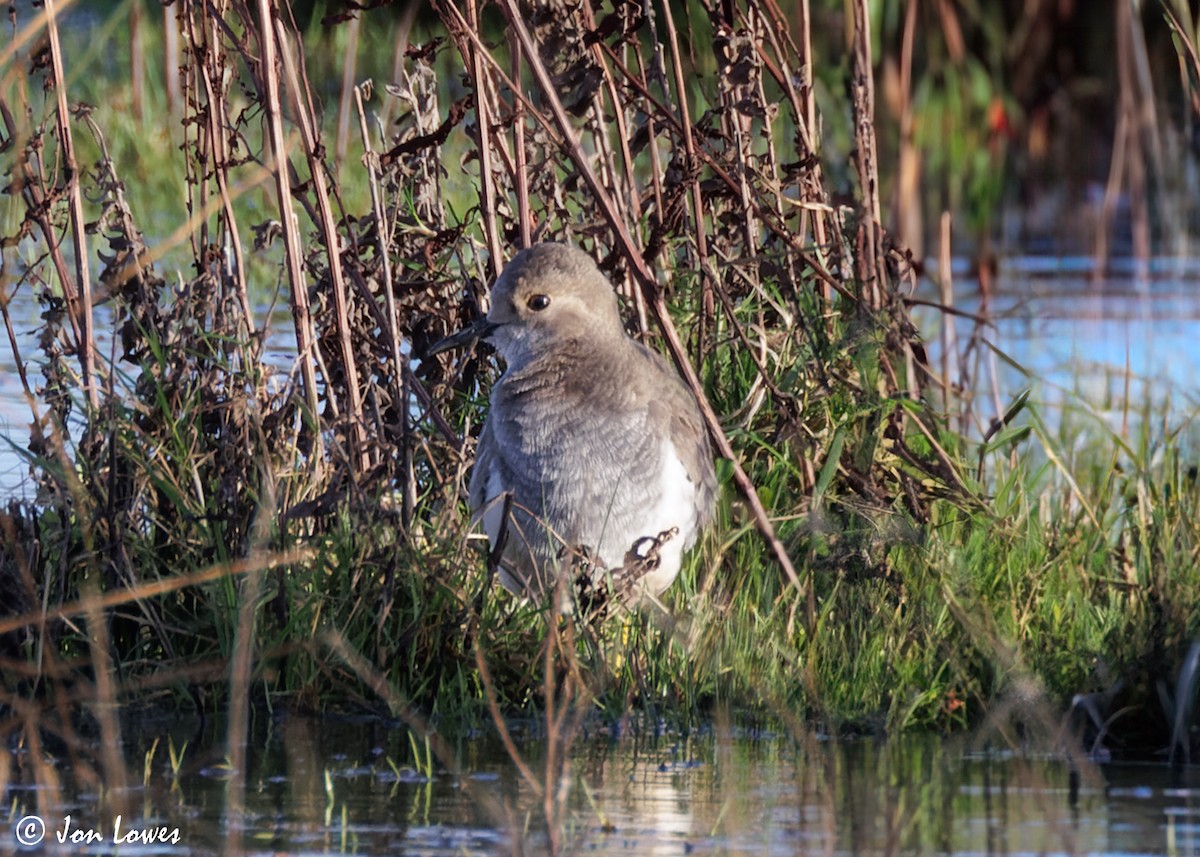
[
  {"left": 0, "top": 290, "right": 299, "bottom": 499},
  {"left": 4, "top": 714, "right": 1199, "bottom": 856},
  {"left": 912, "top": 257, "right": 1200, "bottom": 417}
]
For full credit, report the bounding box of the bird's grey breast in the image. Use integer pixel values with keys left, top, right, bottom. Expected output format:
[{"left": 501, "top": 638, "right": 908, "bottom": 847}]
[{"left": 490, "top": 348, "right": 654, "bottom": 488}]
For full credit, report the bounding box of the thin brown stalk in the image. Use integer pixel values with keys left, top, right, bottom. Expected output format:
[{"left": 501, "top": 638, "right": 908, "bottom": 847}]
[
  {"left": 541, "top": 628, "right": 561, "bottom": 855},
  {"left": 581, "top": 3, "right": 643, "bottom": 229},
  {"left": 630, "top": 45, "right": 667, "bottom": 238},
  {"left": 43, "top": 0, "right": 98, "bottom": 410},
  {"left": 82, "top": 587, "right": 129, "bottom": 809},
  {"left": 474, "top": 643, "right": 545, "bottom": 799},
  {"left": 196, "top": 30, "right": 255, "bottom": 334},
  {"left": 657, "top": 0, "right": 713, "bottom": 356},
  {"left": 723, "top": 16, "right": 762, "bottom": 256},
  {"left": 355, "top": 83, "right": 415, "bottom": 525},
  {"left": 334, "top": 14, "right": 361, "bottom": 170},
  {"left": 903, "top": 297, "right": 988, "bottom": 324},
  {"left": 509, "top": 31, "right": 532, "bottom": 250},
  {"left": 0, "top": 551, "right": 309, "bottom": 638},
  {"left": 179, "top": 4, "right": 208, "bottom": 264},
  {"left": 895, "top": 0, "right": 922, "bottom": 255},
  {"left": 904, "top": 410, "right": 972, "bottom": 497},
  {"left": 0, "top": 256, "right": 35, "bottom": 403},
  {"left": 759, "top": 0, "right": 817, "bottom": 157},
  {"left": 274, "top": 16, "right": 370, "bottom": 473},
  {"left": 1094, "top": 108, "right": 1126, "bottom": 276},
  {"left": 224, "top": 561, "right": 262, "bottom": 841},
  {"left": 129, "top": 0, "right": 145, "bottom": 122},
  {"left": 582, "top": 6, "right": 649, "bottom": 329},
  {"left": 162, "top": 3, "right": 182, "bottom": 115},
  {"left": 464, "top": 0, "right": 504, "bottom": 278},
  {"left": 9, "top": 698, "right": 67, "bottom": 819},
  {"left": 380, "top": 2, "right": 419, "bottom": 132},
  {"left": 1127, "top": 0, "right": 1173, "bottom": 256},
  {"left": 581, "top": 51, "right": 624, "bottom": 246},
  {"left": 938, "top": 212, "right": 958, "bottom": 428},
  {"left": 765, "top": 0, "right": 832, "bottom": 293},
  {"left": 748, "top": 27, "right": 790, "bottom": 227},
  {"left": 254, "top": 0, "right": 323, "bottom": 452},
  {"left": 476, "top": 66, "right": 521, "bottom": 192},
  {"left": 849, "top": 0, "right": 884, "bottom": 310}
]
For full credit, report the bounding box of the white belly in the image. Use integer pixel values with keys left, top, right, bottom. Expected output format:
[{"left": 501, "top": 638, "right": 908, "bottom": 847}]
[
  {"left": 596, "top": 438, "right": 700, "bottom": 598},
  {"left": 478, "top": 437, "right": 704, "bottom": 604}
]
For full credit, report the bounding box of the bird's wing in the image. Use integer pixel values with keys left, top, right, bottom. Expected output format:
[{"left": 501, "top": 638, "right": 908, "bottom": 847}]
[
  {"left": 637, "top": 343, "right": 718, "bottom": 529},
  {"left": 468, "top": 415, "right": 497, "bottom": 513}
]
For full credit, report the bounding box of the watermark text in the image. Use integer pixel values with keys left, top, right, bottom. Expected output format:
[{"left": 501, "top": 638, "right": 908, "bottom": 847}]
[{"left": 13, "top": 815, "right": 181, "bottom": 847}]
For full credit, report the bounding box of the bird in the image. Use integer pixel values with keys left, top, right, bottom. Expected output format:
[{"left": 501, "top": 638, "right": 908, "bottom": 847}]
[{"left": 431, "top": 242, "right": 716, "bottom": 610}]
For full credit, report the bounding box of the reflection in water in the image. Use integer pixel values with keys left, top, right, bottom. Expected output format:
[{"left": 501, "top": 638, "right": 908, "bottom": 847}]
[{"left": 3, "top": 713, "right": 1200, "bottom": 856}]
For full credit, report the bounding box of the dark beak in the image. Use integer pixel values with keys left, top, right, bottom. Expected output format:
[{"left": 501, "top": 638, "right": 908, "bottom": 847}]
[{"left": 425, "top": 316, "right": 499, "bottom": 358}]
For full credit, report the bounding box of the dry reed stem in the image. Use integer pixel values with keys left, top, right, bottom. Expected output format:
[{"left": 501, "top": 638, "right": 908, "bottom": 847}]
[
  {"left": 82, "top": 585, "right": 129, "bottom": 807},
  {"left": 195, "top": 34, "right": 255, "bottom": 334},
  {"left": 162, "top": 4, "right": 182, "bottom": 115},
  {"left": 334, "top": 14, "right": 360, "bottom": 170},
  {"left": 465, "top": 0, "right": 504, "bottom": 278},
  {"left": 224, "top": 560, "right": 263, "bottom": 837},
  {"left": 938, "top": 211, "right": 958, "bottom": 429},
  {"left": 274, "top": 16, "right": 370, "bottom": 473},
  {"left": 41, "top": 0, "right": 99, "bottom": 409},
  {"left": 0, "top": 551, "right": 310, "bottom": 638},
  {"left": 355, "top": 83, "right": 416, "bottom": 524},
  {"left": 507, "top": 30, "right": 532, "bottom": 250},
  {"left": 475, "top": 641, "right": 545, "bottom": 800},
  {"left": 255, "top": 0, "right": 323, "bottom": 450},
  {"left": 849, "top": 0, "right": 884, "bottom": 311}
]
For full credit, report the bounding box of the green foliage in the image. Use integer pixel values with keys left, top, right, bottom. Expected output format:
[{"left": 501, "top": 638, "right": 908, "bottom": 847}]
[{"left": 2, "top": 0, "right": 1199, "bottom": 761}]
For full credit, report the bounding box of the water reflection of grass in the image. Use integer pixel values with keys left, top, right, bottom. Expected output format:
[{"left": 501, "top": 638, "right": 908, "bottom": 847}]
[{"left": 2, "top": 0, "right": 1200, "bottom": 852}]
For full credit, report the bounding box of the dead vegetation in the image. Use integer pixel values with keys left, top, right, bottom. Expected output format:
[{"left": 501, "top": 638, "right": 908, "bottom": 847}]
[{"left": 0, "top": 0, "right": 964, "bottom": 731}]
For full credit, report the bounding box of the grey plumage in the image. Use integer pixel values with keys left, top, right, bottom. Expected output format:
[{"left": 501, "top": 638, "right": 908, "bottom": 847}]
[{"left": 454, "top": 243, "right": 716, "bottom": 605}]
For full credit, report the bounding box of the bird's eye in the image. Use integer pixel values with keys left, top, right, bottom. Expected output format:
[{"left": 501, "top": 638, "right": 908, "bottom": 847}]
[{"left": 526, "top": 294, "right": 551, "bottom": 311}]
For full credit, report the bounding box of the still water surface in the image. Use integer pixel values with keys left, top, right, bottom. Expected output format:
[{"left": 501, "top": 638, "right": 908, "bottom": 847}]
[{"left": 4, "top": 715, "right": 1199, "bottom": 856}]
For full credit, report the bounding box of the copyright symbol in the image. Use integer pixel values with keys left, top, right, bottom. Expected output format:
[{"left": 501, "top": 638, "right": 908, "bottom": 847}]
[{"left": 15, "top": 815, "right": 45, "bottom": 846}]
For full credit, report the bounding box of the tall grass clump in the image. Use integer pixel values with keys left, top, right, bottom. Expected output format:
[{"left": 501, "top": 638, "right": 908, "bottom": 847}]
[{"left": 2, "top": 2, "right": 1199, "bottom": 823}]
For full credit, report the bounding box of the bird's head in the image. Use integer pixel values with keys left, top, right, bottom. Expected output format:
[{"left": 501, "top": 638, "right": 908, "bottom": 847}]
[{"left": 429, "top": 243, "right": 625, "bottom": 369}]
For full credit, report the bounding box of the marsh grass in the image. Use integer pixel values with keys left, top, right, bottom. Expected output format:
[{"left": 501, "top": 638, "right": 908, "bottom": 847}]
[{"left": 1, "top": 0, "right": 1200, "bottom": 851}]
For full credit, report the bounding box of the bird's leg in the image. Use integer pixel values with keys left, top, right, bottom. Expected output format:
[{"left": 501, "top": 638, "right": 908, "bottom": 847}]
[
  {"left": 612, "top": 527, "right": 679, "bottom": 596},
  {"left": 562, "top": 543, "right": 610, "bottom": 622}
]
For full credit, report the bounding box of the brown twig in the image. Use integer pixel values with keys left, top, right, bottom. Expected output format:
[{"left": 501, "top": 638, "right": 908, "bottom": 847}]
[
  {"left": 43, "top": 0, "right": 98, "bottom": 411},
  {"left": 464, "top": 0, "right": 504, "bottom": 278},
  {"left": 274, "top": 15, "right": 370, "bottom": 474},
  {"left": 254, "top": 0, "right": 323, "bottom": 456},
  {"left": 355, "top": 82, "right": 416, "bottom": 527},
  {"left": 849, "top": 0, "right": 885, "bottom": 311}
]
